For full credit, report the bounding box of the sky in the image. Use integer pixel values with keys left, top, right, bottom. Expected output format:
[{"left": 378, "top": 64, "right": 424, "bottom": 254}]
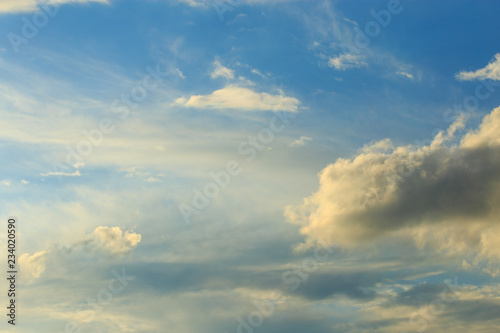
[{"left": 1, "top": 0, "right": 500, "bottom": 332}]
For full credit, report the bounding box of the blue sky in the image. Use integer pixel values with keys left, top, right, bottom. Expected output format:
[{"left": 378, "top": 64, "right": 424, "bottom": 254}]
[{"left": 1, "top": 0, "right": 500, "bottom": 332}]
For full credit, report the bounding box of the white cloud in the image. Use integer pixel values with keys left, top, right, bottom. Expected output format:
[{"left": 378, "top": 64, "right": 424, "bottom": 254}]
[
  {"left": 91, "top": 226, "right": 141, "bottom": 255},
  {"left": 40, "top": 170, "right": 81, "bottom": 177},
  {"left": 360, "top": 137, "right": 394, "bottom": 154},
  {"left": 328, "top": 54, "right": 367, "bottom": 70},
  {"left": 0, "top": 0, "right": 109, "bottom": 13},
  {"left": 342, "top": 17, "right": 358, "bottom": 26},
  {"left": 146, "top": 176, "right": 161, "bottom": 182},
  {"left": 285, "top": 107, "right": 500, "bottom": 268},
  {"left": 176, "top": 86, "right": 300, "bottom": 112},
  {"left": 456, "top": 53, "right": 500, "bottom": 81},
  {"left": 1, "top": 180, "right": 11, "bottom": 186},
  {"left": 19, "top": 251, "right": 48, "bottom": 283},
  {"left": 21, "top": 179, "right": 29, "bottom": 184},
  {"left": 396, "top": 71, "right": 414, "bottom": 80},
  {"left": 18, "top": 226, "right": 140, "bottom": 283},
  {"left": 120, "top": 166, "right": 150, "bottom": 178},
  {"left": 211, "top": 59, "right": 235, "bottom": 80},
  {"left": 290, "top": 136, "right": 312, "bottom": 147},
  {"left": 461, "top": 104, "right": 500, "bottom": 148},
  {"left": 175, "top": 68, "right": 186, "bottom": 79},
  {"left": 251, "top": 68, "right": 266, "bottom": 78},
  {"left": 177, "top": 0, "right": 207, "bottom": 7}
]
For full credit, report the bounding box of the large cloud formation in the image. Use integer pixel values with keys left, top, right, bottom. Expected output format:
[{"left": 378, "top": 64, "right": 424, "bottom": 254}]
[{"left": 285, "top": 107, "right": 500, "bottom": 265}]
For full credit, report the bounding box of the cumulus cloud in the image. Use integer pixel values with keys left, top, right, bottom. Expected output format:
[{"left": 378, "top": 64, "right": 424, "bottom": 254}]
[
  {"left": 456, "top": 53, "right": 500, "bottom": 81},
  {"left": 211, "top": 59, "right": 235, "bottom": 80},
  {"left": 0, "top": 0, "right": 109, "bottom": 13},
  {"left": 91, "top": 226, "right": 142, "bottom": 255},
  {"left": 17, "top": 226, "right": 140, "bottom": 283},
  {"left": 176, "top": 86, "right": 300, "bottom": 112},
  {"left": 328, "top": 54, "right": 367, "bottom": 70},
  {"left": 285, "top": 107, "right": 500, "bottom": 265},
  {"left": 19, "top": 251, "right": 48, "bottom": 283}
]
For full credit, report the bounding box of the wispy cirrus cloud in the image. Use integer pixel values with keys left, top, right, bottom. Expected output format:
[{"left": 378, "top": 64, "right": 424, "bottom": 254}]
[
  {"left": 456, "top": 53, "right": 500, "bottom": 81},
  {"left": 328, "top": 53, "right": 367, "bottom": 71},
  {"left": 396, "top": 71, "right": 414, "bottom": 80},
  {"left": 40, "top": 170, "right": 81, "bottom": 177},
  {"left": 211, "top": 59, "right": 235, "bottom": 79}
]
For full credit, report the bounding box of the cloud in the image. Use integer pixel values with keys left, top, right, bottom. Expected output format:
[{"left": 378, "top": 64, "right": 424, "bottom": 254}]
[
  {"left": 177, "top": 0, "right": 207, "bottom": 7},
  {"left": 396, "top": 71, "right": 414, "bottom": 80},
  {"left": 19, "top": 251, "right": 48, "bottom": 283},
  {"left": 17, "top": 226, "right": 140, "bottom": 284},
  {"left": 176, "top": 86, "right": 300, "bottom": 112},
  {"left": 342, "top": 17, "right": 358, "bottom": 26},
  {"left": 146, "top": 176, "right": 161, "bottom": 182},
  {"left": 328, "top": 54, "right": 367, "bottom": 70},
  {"left": 175, "top": 67, "right": 186, "bottom": 79},
  {"left": 211, "top": 59, "right": 235, "bottom": 80},
  {"left": 461, "top": 106, "right": 500, "bottom": 148},
  {"left": 290, "top": 136, "right": 312, "bottom": 147},
  {"left": 0, "top": 0, "right": 109, "bottom": 13},
  {"left": 91, "top": 226, "right": 141, "bottom": 255},
  {"left": 456, "top": 53, "right": 500, "bottom": 81},
  {"left": 251, "top": 68, "right": 266, "bottom": 78},
  {"left": 285, "top": 107, "right": 500, "bottom": 266},
  {"left": 40, "top": 170, "right": 81, "bottom": 177}
]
